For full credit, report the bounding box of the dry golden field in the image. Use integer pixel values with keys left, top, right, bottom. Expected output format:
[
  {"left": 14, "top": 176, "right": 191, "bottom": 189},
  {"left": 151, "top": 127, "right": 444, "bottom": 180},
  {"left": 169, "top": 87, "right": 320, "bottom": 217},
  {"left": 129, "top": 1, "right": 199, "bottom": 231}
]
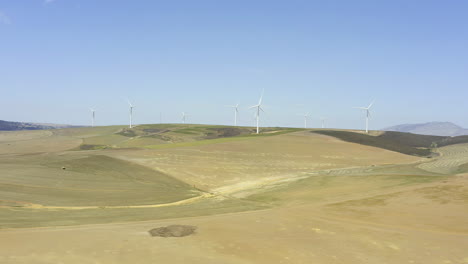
[{"left": 0, "top": 125, "right": 467, "bottom": 264}]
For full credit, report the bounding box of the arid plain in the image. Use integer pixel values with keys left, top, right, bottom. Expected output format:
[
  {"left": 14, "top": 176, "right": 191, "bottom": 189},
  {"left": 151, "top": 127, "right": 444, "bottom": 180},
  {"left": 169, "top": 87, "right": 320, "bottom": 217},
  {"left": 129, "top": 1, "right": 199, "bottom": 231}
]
[{"left": 0, "top": 125, "right": 467, "bottom": 264}]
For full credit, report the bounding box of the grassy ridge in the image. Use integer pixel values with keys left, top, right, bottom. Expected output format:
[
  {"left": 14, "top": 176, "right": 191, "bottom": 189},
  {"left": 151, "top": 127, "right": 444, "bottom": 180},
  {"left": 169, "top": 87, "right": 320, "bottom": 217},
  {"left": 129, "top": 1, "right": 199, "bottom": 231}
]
[
  {"left": 437, "top": 135, "right": 468, "bottom": 147},
  {"left": 313, "top": 130, "right": 468, "bottom": 157},
  {"left": 313, "top": 130, "right": 468, "bottom": 156},
  {"left": 0, "top": 155, "right": 199, "bottom": 207},
  {"left": 80, "top": 124, "right": 302, "bottom": 150},
  {"left": 313, "top": 130, "right": 434, "bottom": 156},
  {"left": 144, "top": 128, "right": 303, "bottom": 149},
  {"left": 378, "top": 132, "right": 468, "bottom": 148}
]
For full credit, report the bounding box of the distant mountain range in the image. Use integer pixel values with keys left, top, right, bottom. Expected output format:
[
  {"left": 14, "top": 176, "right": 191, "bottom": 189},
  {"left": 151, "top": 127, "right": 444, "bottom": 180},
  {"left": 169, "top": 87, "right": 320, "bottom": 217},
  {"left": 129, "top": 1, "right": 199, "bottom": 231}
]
[
  {"left": 0, "top": 120, "right": 79, "bottom": 131},
  {"left": 383, "top": 122, "right": 468, "bottom": 137}
]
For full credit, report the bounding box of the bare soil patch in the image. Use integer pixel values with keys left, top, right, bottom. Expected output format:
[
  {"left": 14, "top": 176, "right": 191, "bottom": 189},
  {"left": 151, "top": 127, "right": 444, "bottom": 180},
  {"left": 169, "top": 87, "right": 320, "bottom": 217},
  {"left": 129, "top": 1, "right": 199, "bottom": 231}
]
[{"left": 148, "top": 225, "right": 197, "bottom": 237}]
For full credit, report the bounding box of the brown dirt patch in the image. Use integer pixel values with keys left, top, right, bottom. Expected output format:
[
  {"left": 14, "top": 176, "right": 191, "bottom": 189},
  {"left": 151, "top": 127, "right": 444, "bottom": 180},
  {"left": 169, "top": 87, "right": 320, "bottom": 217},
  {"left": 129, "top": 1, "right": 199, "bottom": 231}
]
[{"left": 148, "top": 225, "right": 197, "bottom": 237}]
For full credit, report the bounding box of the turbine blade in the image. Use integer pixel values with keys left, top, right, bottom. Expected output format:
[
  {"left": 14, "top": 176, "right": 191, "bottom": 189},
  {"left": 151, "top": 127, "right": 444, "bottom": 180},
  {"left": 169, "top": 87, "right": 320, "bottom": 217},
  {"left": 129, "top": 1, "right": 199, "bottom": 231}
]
[
  {"left": 368, "top": 100, "right": 375, "bottom": 109},
  {"left": 258, "top": 88, "right": 264, "bottom": 105},
  {"left": 249, "top": 104, "right": 259, "bottom": 109},
  {"left": 121, "top": 96, "right": 134, "bottom": 107}
]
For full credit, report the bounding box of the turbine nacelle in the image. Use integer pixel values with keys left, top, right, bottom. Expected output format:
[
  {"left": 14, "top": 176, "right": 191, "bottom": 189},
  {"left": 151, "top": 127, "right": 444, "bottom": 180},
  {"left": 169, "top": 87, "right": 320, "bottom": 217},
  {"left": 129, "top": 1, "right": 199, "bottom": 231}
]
[
  {"left": 354, "top": 100, "right": 375, "bottom": 133},
  {"left": 250, "top": 89, "right": 265, "bottom": 134},
  {"left": 320, "top": 117, "right": 327, "bottom": 128},
  {"left": 226, "top": 104, "right": 240, "bottom": 112},
  {"left": 226, "top": 103, "right": 240, "bottom": 126},
  {"left": 181, "top": 112, "right": 190, "bottom": 124},
  {"left": 125, "top": 98, "right": 135, "bottom": 128},
  {"left": 89, "top": 107, "right": 96, "bottom": 127},
  {"left": 298, "top": 113, "right": 311, "bottom": 128}
]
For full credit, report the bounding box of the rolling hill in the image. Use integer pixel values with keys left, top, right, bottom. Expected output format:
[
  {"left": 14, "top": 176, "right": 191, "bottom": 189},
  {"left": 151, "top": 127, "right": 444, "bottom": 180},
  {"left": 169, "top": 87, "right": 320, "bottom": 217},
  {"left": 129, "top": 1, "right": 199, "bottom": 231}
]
[
  {"left": 0, "top": 120, "right": 78, "bottom": 131},
  {"left": 1, "top": 124, "right": 467, "bottom": 264},
  {"left": 313, "top": 130, "right": 468, "bottom": 156}
]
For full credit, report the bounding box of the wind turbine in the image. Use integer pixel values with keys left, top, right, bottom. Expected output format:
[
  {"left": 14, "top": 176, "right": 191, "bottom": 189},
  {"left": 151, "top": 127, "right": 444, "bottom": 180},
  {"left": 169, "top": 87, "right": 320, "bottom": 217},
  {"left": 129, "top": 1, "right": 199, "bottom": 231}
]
[
  {"left": 89, "top": 107, "right": 96, "bottom": 127},
  {"left": 181, "top": 112, "right": 188, "bottom": 124},
  {"left": 249, "top": 89, "right": 264, "bottom": 134},
  {"left": 354, "top": 101, "right": 374, "bottom": 133},
  {"left": 226, "top": 103, "right": 239, "bottom": 126},
  {"left": 127, "top": 99, "right": 135, "bottom": 128},
  {"left": 299, "top": 113, "right": 311, "bottom": 128},
  {"left": 320, "top": 117, "right": 327, "bottom": 128}
]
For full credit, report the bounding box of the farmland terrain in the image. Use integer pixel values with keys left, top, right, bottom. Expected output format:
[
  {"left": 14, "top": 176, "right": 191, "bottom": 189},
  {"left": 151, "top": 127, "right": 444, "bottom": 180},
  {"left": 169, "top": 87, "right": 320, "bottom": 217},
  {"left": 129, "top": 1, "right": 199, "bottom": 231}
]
[{"left": 0, "top": 125, "right": 467, "bottom": 264}]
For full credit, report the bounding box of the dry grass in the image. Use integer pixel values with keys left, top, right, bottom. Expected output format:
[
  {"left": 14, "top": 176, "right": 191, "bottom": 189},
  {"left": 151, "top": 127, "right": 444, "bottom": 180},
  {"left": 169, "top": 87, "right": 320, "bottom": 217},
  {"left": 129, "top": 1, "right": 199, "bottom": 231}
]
[
  {"left": 417, "top": 143, "right": 468, "bottom": 174},
  {"left": 111, "top": 131, "right": 421, "bottom": 191},
  {"left": 1, "top": 125, "right": 467, "bottom": 264}
]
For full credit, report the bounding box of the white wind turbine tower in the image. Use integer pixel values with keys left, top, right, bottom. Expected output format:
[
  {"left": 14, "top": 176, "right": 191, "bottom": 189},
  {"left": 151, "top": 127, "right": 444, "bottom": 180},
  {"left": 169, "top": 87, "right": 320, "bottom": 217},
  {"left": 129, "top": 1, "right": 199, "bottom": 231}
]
[
  {"left": 89, "top": 107, "right": 96, "bottom": 127},
  {"left": 249, "top": 89, "right": 265, "bottom": 134},
  {"left": 226, "top": 104, "right": 239, "bottom": 126},
  {"left": 127, "top": 100, "right": 135, "bottom": 128},
  {"left": 320, "top": 117, "right": 327, "bottom": 128},
  {"left": 299, "top": 113, "right": 311, "bottom": 128},
  {"left": 181, "top": 112, "right": 189, "bottom": 124},
  {"left": 354, "top": 101, "right": 374, "bottom": 133}
]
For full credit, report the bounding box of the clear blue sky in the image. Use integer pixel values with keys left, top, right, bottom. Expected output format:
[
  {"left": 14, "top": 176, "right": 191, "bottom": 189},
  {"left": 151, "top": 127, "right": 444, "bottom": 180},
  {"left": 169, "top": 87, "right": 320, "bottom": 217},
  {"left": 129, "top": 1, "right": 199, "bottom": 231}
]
[{"left": 1, "top": 0, "right": 467, "bottom": 129}]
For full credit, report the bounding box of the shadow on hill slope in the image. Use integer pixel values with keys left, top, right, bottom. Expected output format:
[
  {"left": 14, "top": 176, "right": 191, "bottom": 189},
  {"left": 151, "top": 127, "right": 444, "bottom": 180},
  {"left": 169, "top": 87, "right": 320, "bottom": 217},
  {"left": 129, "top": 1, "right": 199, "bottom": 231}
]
[{"left": 313, "top": 130, "right": 468, "bottom": 157}]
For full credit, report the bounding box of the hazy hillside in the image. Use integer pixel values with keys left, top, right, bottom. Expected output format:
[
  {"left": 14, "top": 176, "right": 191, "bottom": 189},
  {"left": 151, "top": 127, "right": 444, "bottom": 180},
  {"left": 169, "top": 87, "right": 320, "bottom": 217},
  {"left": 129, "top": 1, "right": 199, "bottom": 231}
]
[
  {"left": 384, "top": 122, "right": 468, "bottom": 136},
  {"left": 0, "top": 120, "right": 78, "bottom": 131}
]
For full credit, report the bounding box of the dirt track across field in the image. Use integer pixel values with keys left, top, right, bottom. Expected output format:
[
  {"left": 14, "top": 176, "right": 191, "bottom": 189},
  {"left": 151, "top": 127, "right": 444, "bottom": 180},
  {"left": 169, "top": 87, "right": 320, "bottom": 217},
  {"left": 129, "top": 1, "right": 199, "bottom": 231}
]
[{"left": 1, "top": 128, "right": 467, "bottom": 263}]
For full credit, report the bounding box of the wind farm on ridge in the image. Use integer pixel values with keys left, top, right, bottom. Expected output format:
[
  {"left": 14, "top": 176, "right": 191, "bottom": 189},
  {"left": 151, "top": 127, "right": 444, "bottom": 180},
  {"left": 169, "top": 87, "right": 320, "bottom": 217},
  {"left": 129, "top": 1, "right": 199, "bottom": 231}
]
[
  {"left": 1, "top": 1, "right": 468, "bottom": 264},
  {"left": 94, "top": 90, "right": 376, "bottom": 135},
  {"left": 4, "top": 58, "right": 468, "bottom": 264}
]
